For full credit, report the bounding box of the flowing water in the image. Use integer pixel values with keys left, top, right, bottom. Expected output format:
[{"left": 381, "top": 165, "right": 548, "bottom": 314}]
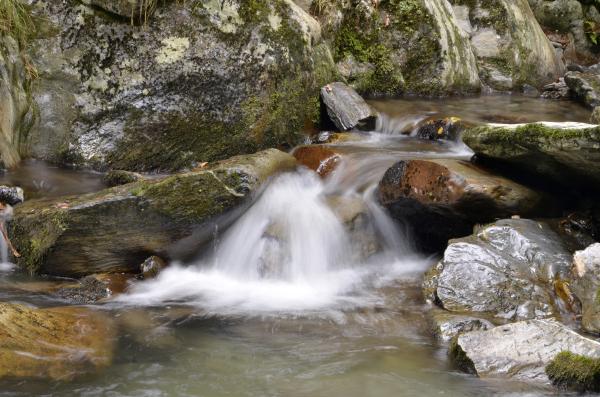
[{"left": 0, "top": 96, "right": 592, "bottom": 396}]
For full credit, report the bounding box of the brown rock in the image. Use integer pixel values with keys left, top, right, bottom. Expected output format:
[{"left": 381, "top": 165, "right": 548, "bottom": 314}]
[
  {"left": 0, "top": 303, "right": 115, "bottom": 380},
  {"left": 293, "top": 145, "right": 341, "bottom": 177}
]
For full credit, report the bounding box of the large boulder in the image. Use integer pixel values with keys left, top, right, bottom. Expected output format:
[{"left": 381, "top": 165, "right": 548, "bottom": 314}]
[
  {"left": 450, "top": 0, "right": 565, "bottom": 91},
  {"left": 378, "top": 159, "right": 547, "bottom": 253},
  {"left": 0, "top": 302, "right": 115, "bottom": 380},
  {"left": 9, "top": 149, "right": 296, "bottom": 276},
  {"left": 318, "top": 0, "right": 481, "bottom": 96},
  {"left": 26, "top": 0, "right": 335, "bottom": 171},
  {"left": 571, "top": 243, "right": 600, "bottom": 334},
  {"left": 462, "top": 122, "right": 600, "bottom": 189},
  {"left": 527, "top": 0, "right": 600, "bottom": 65},
  {"left": 450, "top": 319, "right": 600, "bottom": 383},
  {"left": 0, "top": 36, "right": 33, "bottom": 168},
  {"left": 565, "top": 71, "right": 600, "bottom": 109},
  {"left": 424, "top": 219, "right": 573, "bottom": 320}
]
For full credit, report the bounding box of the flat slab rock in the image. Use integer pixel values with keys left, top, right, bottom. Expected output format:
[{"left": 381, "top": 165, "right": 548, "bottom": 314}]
[
  {"left": 451, "top": 319, "right": 600, "bottom": 384},
  {"left": 320, "top": 82, "right": 376, "bottom": 131}
]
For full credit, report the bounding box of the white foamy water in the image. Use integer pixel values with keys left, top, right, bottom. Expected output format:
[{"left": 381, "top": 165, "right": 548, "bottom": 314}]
[{"left": 122, "top": 165, "right": 429, "bottom": 314}]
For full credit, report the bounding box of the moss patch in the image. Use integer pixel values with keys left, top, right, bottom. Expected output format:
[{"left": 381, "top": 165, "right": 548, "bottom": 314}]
[{"left": 546, "top": 351, "right": 600, "bottom": 392}]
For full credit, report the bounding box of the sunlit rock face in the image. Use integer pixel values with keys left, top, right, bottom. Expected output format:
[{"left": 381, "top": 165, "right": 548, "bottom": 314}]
[{"left": 27, "top": 0, "right": 336, "bottom": 171}]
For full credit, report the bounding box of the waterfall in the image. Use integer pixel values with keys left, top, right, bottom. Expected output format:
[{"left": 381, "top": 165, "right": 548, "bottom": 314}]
[{"left": 121, "top": 158, "right": 429, "bottom": 314}]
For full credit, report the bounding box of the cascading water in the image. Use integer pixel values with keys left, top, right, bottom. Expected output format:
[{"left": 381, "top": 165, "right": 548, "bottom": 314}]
[{"left": 122, "top": 152, "right": 431, "bottom": 314}]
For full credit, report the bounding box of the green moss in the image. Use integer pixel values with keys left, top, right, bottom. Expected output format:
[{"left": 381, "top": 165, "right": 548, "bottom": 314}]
[
  {"left": 448, "top": 337, "right": 476, "bottom": 374},
  {"left": 9, "top": 205, "right": 68, "bottom": 274},
  {"left": 546, "top": 351, "right": 600, "bottom": 392},
  {"left": 464, "top": 123, "right": 600, "bottom": 145}
]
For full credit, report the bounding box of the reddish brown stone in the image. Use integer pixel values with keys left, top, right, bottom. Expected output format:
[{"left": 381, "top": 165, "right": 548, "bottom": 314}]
[{"left": 293, "top": 145, "right": 341, "bottom": 177}]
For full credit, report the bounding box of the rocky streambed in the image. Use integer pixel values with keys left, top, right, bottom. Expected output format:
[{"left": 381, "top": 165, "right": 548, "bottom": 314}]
[{"left": 0, "top": 92, "right": 598, "bottom": 396}]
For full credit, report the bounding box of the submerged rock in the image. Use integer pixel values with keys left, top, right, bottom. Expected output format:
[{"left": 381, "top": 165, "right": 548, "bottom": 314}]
[
  {"left": 415, "top": 117, "right": 462, "bottom": 141},
  {"left": 424, "top": 219, "right": 572, "bottom": 320},
  {"left": 565, "top": 71, "right": 600, "bottom": 108},
  {"left": 449, "top": 319, "right": 600, "bottom": 383},
  {"left": 379, "top": 159, "right": 545, "bottom": 253},
  {"left": 320, "top": 82, "right": 376, "bottom": 131},
  {"left": 27, "top": 1, "right": 335, "bottom": 171},
  {"left": 0, "top": 185, "right": 24, "bottom": 206},
  {"left": 9, "top": 149, "right": 296, "bottom": 276},
  {"left": 571, "top": 243, "right": 600, "bottom": 334},
  {"left": 0, "top": 303, "right": 115, "bottom": 380},
  {"left": 56, "top": 273, "right": 130, "bottom": 303},
  {"left": 462, "top": 122, "right": 600, "bottom": 188},
  {"left": 293, "top": 145, "right": 341, "bottom": 177}
]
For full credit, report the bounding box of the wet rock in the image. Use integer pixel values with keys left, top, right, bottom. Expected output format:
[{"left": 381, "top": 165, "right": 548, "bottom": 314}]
[
  {"left": 428, "top": 309, "right": 494, "bottom": 342},
  {"left": 0, "top": 185, "right": 24, "bottom": 206},
  {"left": 571, "top": 243, "right": 600, "bottom": 334},
  {"left": 320, "top": 82, "right": 376, "bottom": 131},
  {"left": 424, "top": 219, "right": 572, "bottom": 320},
  {"left": 27, "top": 1, "right": 335, "bottom": 171},
  {"left": 592, "top": 106, "right": 600, "bottom": 124},
  {"left": 415, "top": 117, "right": 462, "bottom": 141},
  {"left": 541, "top": 78, "right": 570, "bottom": 100},
  {"left": 9, "top": 149, "right": 296, "bottom": 276},
  {"left": 449, "top": 319, "right": 600, "bottom": 383},
  {"left": 103, "top": 170, "right": 144, "bottom": 187},
  {"left": 293, "top": 145, "right": 341, "bottom": 177},
  {"left": 56, "top": 273, "right": 130, "bottom": 303},
  {"left": 462, "top": 122, "right": 600, "bottom": 188},
  {"left": 565, "top": 71, "right": 600, "bottom": 108},
  {"left": 0, "top": 302, "right": 115, "bottom": 380},
  {"left": 140, "top": 255, "right": 166, "bottom": 279},
  {"left": 379, "top": 159, "right": 546, "bottom": 253},
  {"left": 556, "top": 212, "right": 599, "bottom": 250}
]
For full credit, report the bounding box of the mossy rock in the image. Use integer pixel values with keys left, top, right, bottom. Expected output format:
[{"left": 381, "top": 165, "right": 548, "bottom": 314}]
[
  {"left": 9, "top": 149, "right": 296, "bottom": 276},
  {"left": 462, "top": 122, "right": 600, "bottom": 190},
  {"left": 546, "top": 351, "right": 600, "bottom": 392},
  {"left": 27, "top": 0, "right": 335, "bottom": 171}
]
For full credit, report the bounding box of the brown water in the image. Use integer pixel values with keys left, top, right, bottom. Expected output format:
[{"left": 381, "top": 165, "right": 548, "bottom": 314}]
[{"left": 0, "top": 96, "right": 593, "bottom": 397}]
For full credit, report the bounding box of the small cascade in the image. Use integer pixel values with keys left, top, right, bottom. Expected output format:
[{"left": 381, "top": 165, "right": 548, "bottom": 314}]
[{"left": 122, "top": 154, "right": 429, "bottom": 314}]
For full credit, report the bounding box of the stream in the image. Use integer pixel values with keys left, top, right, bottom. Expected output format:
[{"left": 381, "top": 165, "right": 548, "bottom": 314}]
[{"left": 0, "top": 96, "right": 592, "bottom": 396}]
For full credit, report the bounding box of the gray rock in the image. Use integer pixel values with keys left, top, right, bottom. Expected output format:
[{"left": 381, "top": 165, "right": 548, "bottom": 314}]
[
  {"left": 0, "top": 185, "right": 24, "bottom": 206},
  {"left": 9, "top": 149, "right": 297, "bottom": 276},
  {"left": 425, "top": 219, "right": 572, "bottom": 320},
  {"left": 428, "top": 310, "right": 494, "bottom": 342},
  {"left": 450, "top": 319, "right": 600, "bottom": 383},
  {"left": 450, "top": 0, "right": 564, "bottom": 90},
  {"left": 541, "top": 77, "right": 570, "bottom": 100},
  {"left": 0, "top": 36, "right": 33, "bottom": 168},
  {"left": 462, "top": 122, "right": 600, "bottom": 188},
  {"left": 27, "top": 1, "right": 335, "bottom": 171},
  {"left": 565, "top": 71, "right": 600, "bottom": 108},
  {"left": 85, "top": 0, "right": 155, "bottom": 21},
  {"left": 571, "top": 243, "right": 600, "bottom": 334},
  {"left": 320, "top": 82, "right": 375, "bottom": 131}
]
